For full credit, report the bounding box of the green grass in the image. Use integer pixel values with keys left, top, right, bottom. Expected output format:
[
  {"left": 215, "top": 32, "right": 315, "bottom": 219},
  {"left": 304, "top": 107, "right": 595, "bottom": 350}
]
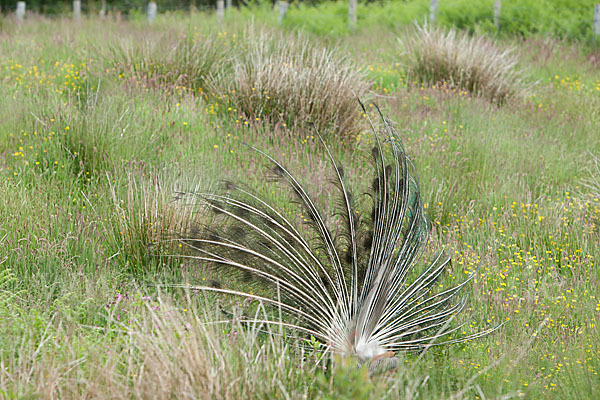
[
  {"left": 282, "top": 0, "right": 600, "bottom": 41},
  {"left": 1, "top": 9, "right": 599, "bottom": 399}
]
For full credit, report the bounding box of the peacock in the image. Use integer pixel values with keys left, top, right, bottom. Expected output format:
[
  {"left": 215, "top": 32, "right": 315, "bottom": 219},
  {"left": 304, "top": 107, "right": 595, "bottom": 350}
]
[{"left": 173, "top": 105, "right": 492, "bottom": 366}]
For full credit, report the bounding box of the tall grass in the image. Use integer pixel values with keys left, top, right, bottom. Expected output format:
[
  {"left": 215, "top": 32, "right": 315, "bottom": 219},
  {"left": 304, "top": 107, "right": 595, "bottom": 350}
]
[
  {"left": 0, "top": 291, "right": 504, "bottom": 399},
  {"left": 581, "top": 153, "right": 600, "bottom": 199},
  {"left": 1, "top": 11, "right": 599, "bottom": 400},
  {"left": 208, "top": 30, "right": 370, "bottom": 139},
  {"left": 0, "top": 294, "right": 318, "bottom": 399},
  {"left": 104, "top": 28, "right": 370, "bottom": 139},
  {"left": 106, "top": 32, "right": 230, "bottom": 93},
  {"left": 108, "top": 175, "right": 207, "bottom": 273},
  {"left": 401, "top": 24, "right": 528, "bottom": 103}
]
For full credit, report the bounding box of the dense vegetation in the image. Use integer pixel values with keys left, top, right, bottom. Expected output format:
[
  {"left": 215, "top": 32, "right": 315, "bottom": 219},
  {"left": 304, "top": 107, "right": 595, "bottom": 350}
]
[
  {"left": 1, "top": 6, "right": 599, "bottom": 399},
  {"left": 284, "top": 0, "right": 600, "bottom": 39},
  {"left": 3, "top": 0, "right": 600, "bottom": 41}
]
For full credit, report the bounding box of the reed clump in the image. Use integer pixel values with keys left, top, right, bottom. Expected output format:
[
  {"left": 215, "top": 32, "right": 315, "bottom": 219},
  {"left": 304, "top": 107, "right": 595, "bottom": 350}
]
[
  {"left": 208, "top": 30, "right": 370, "bottom": 140},
  {"left": 401, "top": 24, "right": 528, "bottom": 103}
]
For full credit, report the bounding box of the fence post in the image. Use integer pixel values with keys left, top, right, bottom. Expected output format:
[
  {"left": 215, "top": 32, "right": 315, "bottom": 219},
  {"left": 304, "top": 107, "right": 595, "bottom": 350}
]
[
  {"left": 494, "top": 0, "right": 501, "bottom": 30},
  {"left": 430, "top": 0, "right": 438, "bottom": 24},
  {"left": 217, "top": 0, "right": 224, "bottom": 20},
  {"left": 278, "top": 0, "right": 289, "bottom": 25},
  {"left": 147, "top": 1, "right": 157, "bottom": 23},
  {"left": 99, "top": 0, "right": 106, "bottom": 18},
  {"left": 73, "top": 0, "right": 81, "bottom": 20},
  {"left": 594, "top": 4, "right": 600, "bottom": 35},
  {"left": 226, "top": 0, "right": 231, "bottom": 9},
  {"left": 349, "top": 0, "right": 357, "bottom": 30},
  {"left": 16, "top": 1, "right": 25, "bottom": 20}
]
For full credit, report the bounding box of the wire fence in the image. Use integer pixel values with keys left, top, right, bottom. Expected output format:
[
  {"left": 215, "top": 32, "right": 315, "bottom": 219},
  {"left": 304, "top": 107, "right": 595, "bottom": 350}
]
[{"left": 2, "top": 0, "right": 600, "bottom": 38}]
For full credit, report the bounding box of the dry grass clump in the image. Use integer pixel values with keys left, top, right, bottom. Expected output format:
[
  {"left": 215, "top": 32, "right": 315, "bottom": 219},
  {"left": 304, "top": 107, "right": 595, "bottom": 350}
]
[
  {"left": 122, "top": 301, "right": 314, "bottom": 399},
  {"left": 210, "top": 30, "right": 370, "bottom": 139},
  {"left": 0, "top": 296, "right": 317, "bottom": 399},
  {"left": 401, "top": 24, "right": 528, "bottom": 103},
  {"left": 107, "top": 33, "right": 228, "bottom": 93}
]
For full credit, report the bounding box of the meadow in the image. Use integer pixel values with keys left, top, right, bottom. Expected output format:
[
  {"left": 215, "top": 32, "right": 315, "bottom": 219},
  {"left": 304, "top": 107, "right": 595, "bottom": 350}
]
[{"left": 0, "top": 6, "right": 599, "bottom": 399}]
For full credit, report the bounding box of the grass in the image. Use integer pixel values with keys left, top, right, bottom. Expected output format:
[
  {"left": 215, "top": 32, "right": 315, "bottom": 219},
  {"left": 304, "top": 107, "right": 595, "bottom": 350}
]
[
  {"left": 281, "top": 0, "right": 600, "bottom": 41},
  {"left": 104, "top": 25, "right": 368, "bottom": 139},
  {"left": 106, "top": 31, "right": 230, "bottom": 94},
  {"left": 0, "top": 8, "right": 599, "bottom": 399},
  {"left": 206, "top": 28, "right": 370, "bottom": 139},
  {"left": 401, "top": 24, "right": 528, "bottom": 103}
]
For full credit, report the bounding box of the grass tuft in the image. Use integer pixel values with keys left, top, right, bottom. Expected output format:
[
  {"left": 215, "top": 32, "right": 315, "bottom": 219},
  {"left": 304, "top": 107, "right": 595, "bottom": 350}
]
[
  {"left": 401, "top": 24, "right": 528, "bottom": 103},
  {"left": 107, "top": 33, "right": 228, "bottom": 94},
  {"left": 209, "top": 30, "right": 370, "bottom": 139},
  {"left": 108, "top": 175, "right": 206, "bottom": 273}
]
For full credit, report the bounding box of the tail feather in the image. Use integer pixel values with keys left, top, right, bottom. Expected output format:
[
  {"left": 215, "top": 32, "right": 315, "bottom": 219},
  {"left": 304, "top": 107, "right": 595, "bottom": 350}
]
[{"left": 171, "top": 104, "right": 495, "bottom": 360}]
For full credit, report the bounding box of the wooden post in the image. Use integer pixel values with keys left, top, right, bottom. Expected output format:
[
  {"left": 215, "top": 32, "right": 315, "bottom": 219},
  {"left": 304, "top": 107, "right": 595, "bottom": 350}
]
[
  {"left": 494, "top": 0, "right": 501, "bottom": 30},
  {"left": 16, "top": 1, "right": 25, "bottom": 20},
  {"left": 226, "top": 0, "right": 232, "bottom": 9},
  {"left": 216, "top": 0, "right": 224, "bottom": 20},
  {"left": 99, "top": 0, "right": 106, "bottom": 18},
  {"left": 278, "top": 0, "right": 289, "bottom": 24},
  {"left": 349, "top": 0, "right": 357, "bottom": 30},
  {"left": 429, "top": 0, "right": 438, "bottom": 23},
  {"left": 73, "top": 0, "right": 81, "bottom": 20},
  {"left": 147, "top": 1, "right": 157, "bottom": 23},
  {"left": 594, "top": 4, "right": 600, "bottom": 36}
]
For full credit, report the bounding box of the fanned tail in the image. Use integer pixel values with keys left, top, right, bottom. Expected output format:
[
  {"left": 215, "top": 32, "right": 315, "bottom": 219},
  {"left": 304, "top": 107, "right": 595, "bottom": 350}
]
[{"left": 167, "top": 103, "right": 497, "bottom": 359}]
